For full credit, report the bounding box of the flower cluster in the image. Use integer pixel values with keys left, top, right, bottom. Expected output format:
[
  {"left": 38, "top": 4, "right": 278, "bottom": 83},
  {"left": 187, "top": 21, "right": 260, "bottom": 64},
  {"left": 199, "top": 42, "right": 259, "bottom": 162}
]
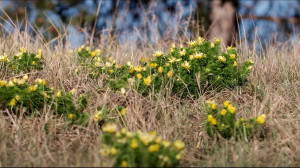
[
  {"left": 101, "top": 123, "right": 185, "bottom": 167},
  {"left": 205, "top": 100, "right": 266, "bottom": 139},
  {"left": 1, "top": 48, "right": 44, "bottom": 74},
  {"left": 80, "top": 38, "right": 253, "bottom": 97},
  {"left": 0, "top": 75, "right": 88, "bottom": 124}
]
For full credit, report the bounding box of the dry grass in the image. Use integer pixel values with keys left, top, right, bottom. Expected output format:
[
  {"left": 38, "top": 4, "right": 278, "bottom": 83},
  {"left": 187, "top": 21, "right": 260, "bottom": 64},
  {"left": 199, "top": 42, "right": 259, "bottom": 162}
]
[{"left": 1, "top": 17, "right": 300, "bottom": 167}]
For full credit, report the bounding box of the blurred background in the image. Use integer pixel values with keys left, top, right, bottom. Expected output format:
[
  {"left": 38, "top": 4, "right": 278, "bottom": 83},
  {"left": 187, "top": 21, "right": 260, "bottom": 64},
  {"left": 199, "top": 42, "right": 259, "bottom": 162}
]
[{"left": 0, "top": 0, "right": 299, "bottom": 49}]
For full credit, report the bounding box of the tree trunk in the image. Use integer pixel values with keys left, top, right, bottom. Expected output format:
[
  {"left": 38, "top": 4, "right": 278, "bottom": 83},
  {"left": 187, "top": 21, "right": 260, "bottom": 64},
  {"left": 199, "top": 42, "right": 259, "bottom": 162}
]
[{"left": 209, "top": 0, "right": 238, "bottom": 46}]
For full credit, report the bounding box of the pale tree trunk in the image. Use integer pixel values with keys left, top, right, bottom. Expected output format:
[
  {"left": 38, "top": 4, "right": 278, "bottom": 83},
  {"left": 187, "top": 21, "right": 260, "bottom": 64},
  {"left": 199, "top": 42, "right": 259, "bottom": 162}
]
[{"left": 209, "top": 0, "right": 238, "bottom": 46}]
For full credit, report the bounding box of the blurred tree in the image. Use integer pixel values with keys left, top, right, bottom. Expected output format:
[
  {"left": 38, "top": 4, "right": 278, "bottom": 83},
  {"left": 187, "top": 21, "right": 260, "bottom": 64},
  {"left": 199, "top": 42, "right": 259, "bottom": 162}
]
[{"left": 208, "top": 0, "right": 239, "bottom": 46}]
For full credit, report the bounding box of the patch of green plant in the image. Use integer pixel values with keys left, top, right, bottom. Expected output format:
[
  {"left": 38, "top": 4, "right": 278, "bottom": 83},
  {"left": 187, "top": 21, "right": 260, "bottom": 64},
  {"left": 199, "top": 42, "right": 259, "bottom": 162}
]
[
  {"left": 205, "top": 100, "right": 266, "bottom": 139},
  {"left": 100, "top": 123, "right": 185, "bottom": 167},
  {"left": 0, "top": 48, "right": 44, "bottom": 74},
  {"left": 79, "top": 38, "right": 253, "bottom": 97},
  {"left": 0, "top": 75, "right": 88, "bottom": 125}
]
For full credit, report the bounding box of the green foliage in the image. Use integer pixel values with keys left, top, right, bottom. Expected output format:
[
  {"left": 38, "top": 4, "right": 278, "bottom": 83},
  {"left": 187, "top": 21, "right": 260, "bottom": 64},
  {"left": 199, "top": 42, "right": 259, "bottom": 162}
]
[
  {"left": 79, "top": 38, "right": 253, "bottom": 97},
  {"left": 205, "top": 100, "right": 266, "bottom": 139},
  {"left": 101, "top": 123, "right": 185, "bottom": 167},
  {"left": 0, "top": 48, "right": 44, "bottom": 74},
  {"left": 0, "top": 76, "right": 88, "bottom": 125}
]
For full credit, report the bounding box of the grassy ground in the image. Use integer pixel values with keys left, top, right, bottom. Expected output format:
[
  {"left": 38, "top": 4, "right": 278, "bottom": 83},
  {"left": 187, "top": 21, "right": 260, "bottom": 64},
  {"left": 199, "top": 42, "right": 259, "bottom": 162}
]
[{"left": 0, "top": 29, "right": 300, "bottom": 167}]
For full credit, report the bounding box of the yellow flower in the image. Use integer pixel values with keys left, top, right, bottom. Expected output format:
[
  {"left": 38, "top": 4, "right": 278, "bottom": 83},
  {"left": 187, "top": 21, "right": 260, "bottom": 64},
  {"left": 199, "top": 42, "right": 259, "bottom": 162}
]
[
  {"left": 248, "top": 59, "right": 253, "bottom": 64},
  {"left": 150, "top": 63, "right": 158, "bottom": 69},
  {"left": 105, "top": 62, "right": 112, "bottom": 68},
  {"left": 102, "top": 123, "right": 117, "bottom": 133},
  {"left": 93, "top": 111, "right": 102, "bottom": 122},
  {"left": 227, "top": 104, "right": 236, "bottom": 114},
  {"left": 233, "top": 61, "right": 237, "bottom": 67},
  {"left": 42, "top": 92, "right": 48, "bottom": 98},
  {"left": 256, "top": 114, "right": 266, "bottom": 124},
  {"left": 56, "top": 91, "right": 62, "bottom": 98},
  {"left": 68, "top": 113, "right": 74, "bottom": 120},
  {"left": 77, "top": 47, "right": 83, "bottom": 53},
  {"left": 247, "top": 66, "right": 252, "bottom": 70},
  {"left": 139, "top": 132, "right": 155, "bottom": 146},
  {"left": 23, "top": 74, "right": 29, "bottom": 81},
  {"left": 99, "top": 147, "right": 110, "bottom": 156},
  {"left": 148, "top": 144, "right": 160, "bottom": 153},
  {"left": 136, "top": 73, "right": 142, "bottom": 79},
  {"left": 176, "top": 153, "right": 182, "bottom": 160},
  {"left": 121, "top": 160, "right": 128, "bottom": 167},
  {"left": 95, "top": 49, "right": 101, "bottom": 55},
  {"left": 210, "top": 103, "right": 217, "bottom": 110},
  {"left": 220, "top": 109, "right": 227, "bottom": 116},
  {"left": 188, "top": 40, "right": 197, "bottom": 47},
  {"left": 168, "top": 57, "right": 181, "bottom": 63},
  {"left": 179, "top": 49, "right": 186, "bottom": 56},
  {"left": 130, "top": 138, "right": 138, "bottom": 149},
  {"left": 0, "top": 80, "right": 7, "bottom": 87},
  {"left": 35, "top": 53, "right": 42, "bottom": 59},
  {"left": 130, "top": 67, "right": 135, "bottom": 73},
  {"left": 94, "top": 61, "right": 103, "bottom": 67},
  {"left": 223, "top": 100, "right": 230, "bottom": 108},
  {"left": 167, "top": 71, "right": 172, "bottom": 78},
  {"left": 211, "top": 118, "right": 217, "bottom": 125},
  {"left": 91, "top": 51, "right": 96, "bottom": 57},
  {"left": 70, "top": 88, "right": 76, "bottom": 95},
  {"left": 9, "top": 98, "right": 16, "bottom": 106},
  {"left": 144, "top": 76, "right": 151, "bottom": 86},
  {"left": 141, "top": 57, "right": 146, "bottom": 63},
  {"left": 158, "top": 66, "right": 163, "bottom": 73},
  {"left": 165, "top": 63, "right": 170, "bottom": 67},
  {"left": 110, "top": 147, "right": 117, "bottom": 155},
  {"left": 230, "top": 54, "right": 236, "bottom": 59},
  {"left": 15, "top": 95, "right": 20, "bottom": 101},
  {"left": 7, "top": 81, "right": 14, "bottom": 87},
  {"left": 173, "top": 140, "right": 185, "bottom": 150},
  {"left": 198, "top": 37, "right": 204, "bottom": 44},
  {"left": 85, "top": 46, "right": 90, "bottom": 51},
  {"left": 153, "top": 50, "right": 163, "bottom": 57},
  {"left": 162, "top": 140, "right": 171, "bottom": 147},
  {"left": 218, "top": 56, "right": 226, "bottom": 62},
  {"left": 171, "top": 43, "right": 176, "bottom": 48},
  {"left": 20, "top": 47, "right": 27, "bottom": 53},
  {"left": 29, "top": 85, "right": 37, "bottom": 92},
  {"left": 189, "top": 55, "right": 194, "bottom": 60},
  {"left": 135, "top": 66, "right": 142, "bottom": 72},
  {"left": 120, "top": 88, "right": 126, "bottom": 95},
  {"left": 35, "top": 78, "right": 46, "bottom": 85},
  {"left": 214, "top": 38, "right": 221, "bottom": 43},
  {"left": 32, "top": 61, "right": 36, "bottom": 65},
  {"left": 149, "top": 131, "right": 156, "bottom": 137},
  {"left": 210, "top": 42, "right": 215, "bottom": 48},
  {"left": 227, "top": 46, "right": 236, "bottom": 50},
  {"left": 181, "top": 61, "right": 190, "bottom": 70},
  {"left": 170, "top": 47, "right": 174, "bottom": 52},
  {"left": 109, "top": 69, "right": 114, "bottom": 74},
  {"left": 194, "top": 52, "right": 205, "bottom": 59},
  {"left": 155, "top": 137, "right": 162, "bottom": 143},
  {"left": 207, "top": 115, "right": 213, "bottom": 122},
  {"left": 221, "top": 123, "right": 225, "bottom": 129},
  {"left": 121, "top": 128, "right": 127, "bottom": 135},
  {"left": 121, "top": 108, "right": 127, "bottom": 116}
]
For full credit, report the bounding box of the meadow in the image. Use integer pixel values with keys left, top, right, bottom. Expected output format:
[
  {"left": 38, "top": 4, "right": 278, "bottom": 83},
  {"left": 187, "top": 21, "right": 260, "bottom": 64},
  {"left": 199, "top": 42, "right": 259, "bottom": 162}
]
[{"left": 0, "top": 23, "right": 300, "bottom": 167}]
